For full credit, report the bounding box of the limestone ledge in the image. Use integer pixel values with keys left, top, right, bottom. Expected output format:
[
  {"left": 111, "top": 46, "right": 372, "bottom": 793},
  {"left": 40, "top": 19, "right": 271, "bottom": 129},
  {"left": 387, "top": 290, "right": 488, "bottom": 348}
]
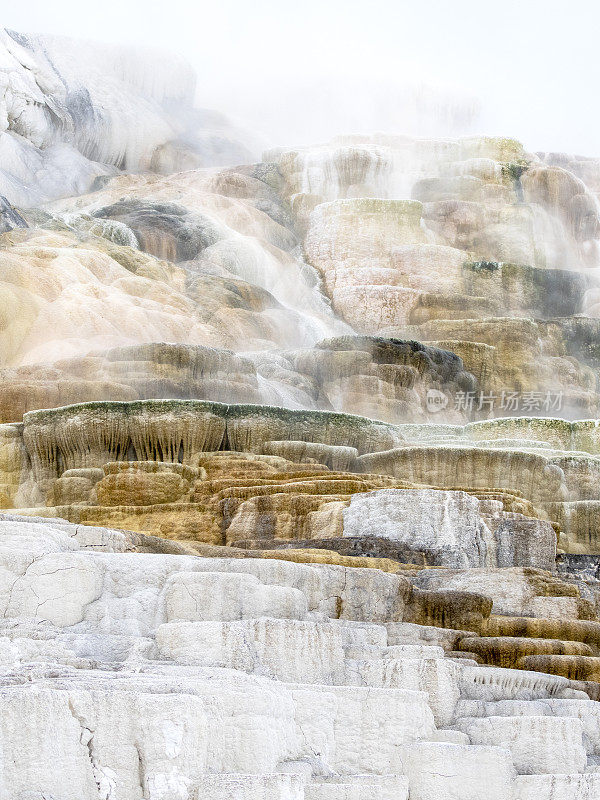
[{"left": 4, "top": 403, "right": 600, "bottom": 555}]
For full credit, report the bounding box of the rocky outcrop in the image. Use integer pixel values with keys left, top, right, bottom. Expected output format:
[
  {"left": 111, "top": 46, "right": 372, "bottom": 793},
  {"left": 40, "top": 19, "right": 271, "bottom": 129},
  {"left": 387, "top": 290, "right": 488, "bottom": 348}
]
[
  {"left": 3, "top": 401, "right": 600, "bottom": 551},
  {"left": 342, "top": 489, "right": 556, "bottom": 570},
  {"left": 0, "top": 195, "right": 27, "bottom": 233},
  {"left": 5, "top": 398, "right": 600, "bottom": 705},
  {"left": 7, "top": 400, "right": 600, "bottom": 568},
  {"left": 3, "top": 127, "right": 600, "bottom": 423},
  {"left": 0, "top": 343, "right": 266, "bottom": 423},
  {"left": 0, "top": 336, "right": 479, "bottom": 426}
]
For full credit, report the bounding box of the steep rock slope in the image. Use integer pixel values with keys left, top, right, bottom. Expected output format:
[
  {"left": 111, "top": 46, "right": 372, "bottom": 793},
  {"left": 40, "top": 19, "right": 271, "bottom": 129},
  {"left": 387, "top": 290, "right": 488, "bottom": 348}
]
[{"left": 0, "top": 29, "right": 253, "bottom": 206}]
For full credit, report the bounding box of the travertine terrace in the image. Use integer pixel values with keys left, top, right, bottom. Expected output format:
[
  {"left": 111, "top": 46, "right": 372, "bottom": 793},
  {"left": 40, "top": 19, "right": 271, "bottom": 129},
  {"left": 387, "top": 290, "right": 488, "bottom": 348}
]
[{"left": 2, "top": 25, "right": 600, "bottom": 800}]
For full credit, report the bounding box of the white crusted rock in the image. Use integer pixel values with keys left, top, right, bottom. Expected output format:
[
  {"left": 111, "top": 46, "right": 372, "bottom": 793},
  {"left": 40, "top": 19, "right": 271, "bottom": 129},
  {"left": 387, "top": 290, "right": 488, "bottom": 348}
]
[
  {"left": 459, "top": 665, "right": 571, "bottom": 701},
  {"left": 346, "top": 653, "right": 461, "bottom": 726},
  {"left": 304, "top": 775, "right": 409, "bottom": 800},
  {"left": 0, "top": 687, "right": 209, "bottom": 800},
  {"left": 462, "top": 698, "right": 600, "bottom": 757},
  {"left": 0, "top": 514, "right": 597, "bottom": 798},
  {"left": 343, "top": 489, "right": 494, "bottom": 568},
  {"left": 454, "top": 715, "right": 587, "bottom": 775},
  {"left": 164, "top": 571, "right": 308, "bottom": 622},
  {"left": 386, "top": 622, "right": 475, "bottom": 651},
  {"left": 191, "top": 775, "right": 305, "bottom": 800},
  {"left": 512, "top": 774, "right": 600, "bottom": 800},
  {"left": 291, "top": 685, "right": 435, "bottom": 774},
  {"left": 156, "top": 618, "right": 346, "bottom": 684},
  {"left": 2, "top": 552, "right": 105, "bottom": 626},
  {"left": 398, "top": 741, "right": 516, "bottom": 800}
]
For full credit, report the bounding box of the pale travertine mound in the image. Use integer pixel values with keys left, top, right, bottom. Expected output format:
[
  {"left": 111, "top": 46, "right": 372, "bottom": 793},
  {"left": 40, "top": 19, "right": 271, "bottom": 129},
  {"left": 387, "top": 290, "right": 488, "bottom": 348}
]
[
  {"left": 0, "top": 226, "right": 335, "bottom": 367},
  {"left": 274, "top": 135, "right": 599, "bottom": 269},
  {"left": 1, "top": 513, "right": 600, "bottom": 798},
  {"left": 274, "top": 136, "right": 600, "bottom": 416}
]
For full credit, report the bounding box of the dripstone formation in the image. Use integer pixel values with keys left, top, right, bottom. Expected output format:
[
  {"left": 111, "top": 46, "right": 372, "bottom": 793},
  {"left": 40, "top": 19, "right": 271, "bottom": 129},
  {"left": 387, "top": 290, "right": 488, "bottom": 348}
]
[{"left": 2, "top": 28, "right": 600, "bottom": 800}]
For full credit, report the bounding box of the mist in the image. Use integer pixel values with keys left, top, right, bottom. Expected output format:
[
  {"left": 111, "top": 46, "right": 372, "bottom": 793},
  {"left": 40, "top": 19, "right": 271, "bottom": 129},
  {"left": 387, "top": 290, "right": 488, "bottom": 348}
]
[{"left": 4, "top": 0, "right": 600, "bottom": 156}]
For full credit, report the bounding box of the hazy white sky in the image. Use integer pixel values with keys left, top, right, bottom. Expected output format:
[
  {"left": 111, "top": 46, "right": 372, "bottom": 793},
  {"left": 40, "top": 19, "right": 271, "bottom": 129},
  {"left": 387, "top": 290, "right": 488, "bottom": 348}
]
[{"left": 4, "top": 0, "right": 600, "bottom": 155}]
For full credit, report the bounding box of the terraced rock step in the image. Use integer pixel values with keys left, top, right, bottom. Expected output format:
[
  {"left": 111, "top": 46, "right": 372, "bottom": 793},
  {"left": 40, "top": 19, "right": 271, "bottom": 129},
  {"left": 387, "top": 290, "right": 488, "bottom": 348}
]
[
  {"left": 1, "top": 514, "right": 599, "bottom": 799},
  {"left": 5, "top": 401, "right": 600, "bottom": 556}
]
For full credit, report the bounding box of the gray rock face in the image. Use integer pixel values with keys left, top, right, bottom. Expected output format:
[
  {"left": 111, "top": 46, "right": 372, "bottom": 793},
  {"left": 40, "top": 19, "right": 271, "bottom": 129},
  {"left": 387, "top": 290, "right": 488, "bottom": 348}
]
[
  {"left": 0, "top": 195, "right": 27, "bottom": 233},
  {"left": 92, "top": 200, "right": 231, "bottom": 262},
  {"left": 342, "top": 489, "right": 556, "bottom": 570}
]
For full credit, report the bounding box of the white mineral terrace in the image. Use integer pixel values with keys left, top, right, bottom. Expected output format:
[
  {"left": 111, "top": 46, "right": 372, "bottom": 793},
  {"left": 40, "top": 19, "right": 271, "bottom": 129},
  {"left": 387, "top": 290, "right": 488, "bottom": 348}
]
[{"left": 1, "top": 514, "right": 600, "bottom": 800}]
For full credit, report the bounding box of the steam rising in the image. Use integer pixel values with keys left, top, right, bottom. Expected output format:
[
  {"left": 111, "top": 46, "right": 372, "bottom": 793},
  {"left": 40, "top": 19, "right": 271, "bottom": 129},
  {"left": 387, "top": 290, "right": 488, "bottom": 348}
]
[{"left": 1, "top": 12, "right": 600, "bottom": 425}]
